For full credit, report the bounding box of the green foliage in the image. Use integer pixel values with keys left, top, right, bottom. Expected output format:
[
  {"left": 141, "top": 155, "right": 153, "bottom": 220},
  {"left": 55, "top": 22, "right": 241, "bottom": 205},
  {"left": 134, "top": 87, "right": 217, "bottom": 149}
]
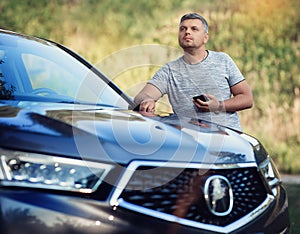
[
  {"left": 285, "top": 184, "right": 300, "bottom": 233},
  {"left": 0, "top": 0, "right": 65, "bottom": 42},
  {"left": 0, "top": 0, "right": 299, "bottom": 173}
]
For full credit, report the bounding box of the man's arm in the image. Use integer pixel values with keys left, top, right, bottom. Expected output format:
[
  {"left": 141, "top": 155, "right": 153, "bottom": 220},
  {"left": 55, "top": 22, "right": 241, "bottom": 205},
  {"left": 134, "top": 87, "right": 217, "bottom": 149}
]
[
  {"left": 134, "top": 84, "right": 162, "bottom": 113},
  {"left": 224, "top": 80, "right": 253, "bottom": 112}
]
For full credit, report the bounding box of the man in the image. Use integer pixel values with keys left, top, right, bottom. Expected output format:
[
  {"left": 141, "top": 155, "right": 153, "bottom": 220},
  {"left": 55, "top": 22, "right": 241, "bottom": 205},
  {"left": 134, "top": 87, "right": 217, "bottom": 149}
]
[{"left": 134, "top": 13, "right": 253, "bottom": 130}]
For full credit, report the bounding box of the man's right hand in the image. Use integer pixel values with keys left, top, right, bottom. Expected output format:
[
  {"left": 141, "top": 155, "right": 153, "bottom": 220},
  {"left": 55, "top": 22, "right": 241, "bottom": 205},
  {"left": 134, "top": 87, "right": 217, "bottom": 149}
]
[
  {"left": 139, "top": 99, "right": 156, "bottom": 116},
  {"left": 134, "top": 83, "right": 162, "bottom": 116}
]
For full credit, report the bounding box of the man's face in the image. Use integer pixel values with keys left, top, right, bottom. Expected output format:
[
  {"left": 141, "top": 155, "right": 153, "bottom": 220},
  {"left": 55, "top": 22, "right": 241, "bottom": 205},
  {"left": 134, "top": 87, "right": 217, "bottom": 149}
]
[{"left": 178, "top": 19, "right": 209, "bottom": 50}]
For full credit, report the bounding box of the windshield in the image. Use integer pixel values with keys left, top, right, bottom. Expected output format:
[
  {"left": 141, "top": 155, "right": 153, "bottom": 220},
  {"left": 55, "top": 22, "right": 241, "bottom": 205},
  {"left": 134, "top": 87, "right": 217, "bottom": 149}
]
[{"left": 0, "top": 32, "right": 130, "bottom": 109}]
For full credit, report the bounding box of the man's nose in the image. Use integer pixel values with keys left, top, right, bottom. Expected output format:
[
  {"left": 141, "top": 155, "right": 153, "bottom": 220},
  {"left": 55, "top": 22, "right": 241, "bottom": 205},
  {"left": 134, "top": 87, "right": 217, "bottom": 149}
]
[{"left": 185, "top": 28, "right": 191, "bottom": 34}]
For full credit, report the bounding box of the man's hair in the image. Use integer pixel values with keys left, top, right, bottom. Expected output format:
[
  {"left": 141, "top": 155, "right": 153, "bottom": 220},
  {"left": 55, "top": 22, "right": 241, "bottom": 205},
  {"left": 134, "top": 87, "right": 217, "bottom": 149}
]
[{"left": 180, "top": 13, "right": 209, "bottom": 33}]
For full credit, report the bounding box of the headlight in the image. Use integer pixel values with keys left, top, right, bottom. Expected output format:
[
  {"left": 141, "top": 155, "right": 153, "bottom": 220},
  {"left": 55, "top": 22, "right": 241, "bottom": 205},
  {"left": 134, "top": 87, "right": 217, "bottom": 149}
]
[
  {"left": 241, "top": 134, "right": 281, "bottom": 196},
  {"left": 0, "top": 148, "right": 113, "bottom": 193},
  {"left": 240, "top": 133, "right": 268, "bottom": 164},
  {"left": 259, "top": 156, "right": 281, "bottom": 196}
]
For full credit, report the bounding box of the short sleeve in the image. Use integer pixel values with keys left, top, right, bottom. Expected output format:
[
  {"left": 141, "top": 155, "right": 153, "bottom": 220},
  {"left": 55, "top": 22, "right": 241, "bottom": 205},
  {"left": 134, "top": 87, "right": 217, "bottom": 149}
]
[
  {"left": 224, "top": 53, "right": 245, "bottom": 87},
  {"left": 147, "top": 64, "right": 171, "bottom": 95}
]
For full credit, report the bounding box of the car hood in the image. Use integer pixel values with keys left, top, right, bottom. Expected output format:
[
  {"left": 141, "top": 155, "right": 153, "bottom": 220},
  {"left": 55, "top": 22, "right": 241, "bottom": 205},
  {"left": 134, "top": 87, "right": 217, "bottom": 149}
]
[{"left": 0, "top": 102, "right": 256, "bottom": 165}]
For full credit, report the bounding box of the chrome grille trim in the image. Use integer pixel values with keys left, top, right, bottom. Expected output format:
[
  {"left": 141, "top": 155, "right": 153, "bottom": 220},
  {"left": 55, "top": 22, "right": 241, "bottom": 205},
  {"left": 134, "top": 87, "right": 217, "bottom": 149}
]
[
  {"left": 110, "top": 161, "right": 273, "bottom": 233},
  {"left": 118, "top": 195, "right": 274, "bottom": 233}
]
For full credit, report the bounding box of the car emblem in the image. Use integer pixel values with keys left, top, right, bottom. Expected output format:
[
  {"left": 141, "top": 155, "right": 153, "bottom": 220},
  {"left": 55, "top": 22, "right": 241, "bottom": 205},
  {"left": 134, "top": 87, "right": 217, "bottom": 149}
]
[{"left": 204, "top": 175, "right": 233, "bottom": 216}]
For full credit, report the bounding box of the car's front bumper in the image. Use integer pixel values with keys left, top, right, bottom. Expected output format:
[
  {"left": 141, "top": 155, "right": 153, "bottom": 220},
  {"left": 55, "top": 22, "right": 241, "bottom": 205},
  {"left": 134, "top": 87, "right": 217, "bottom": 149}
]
[{"left": 0, "top": 185, "right": 289, "bottom": 234}]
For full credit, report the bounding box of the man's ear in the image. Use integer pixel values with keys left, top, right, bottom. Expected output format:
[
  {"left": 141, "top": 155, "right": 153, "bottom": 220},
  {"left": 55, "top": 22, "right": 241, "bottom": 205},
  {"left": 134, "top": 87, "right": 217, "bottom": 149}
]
[{"left": 204, "top": 33, "right": 209, "bottom": 44}]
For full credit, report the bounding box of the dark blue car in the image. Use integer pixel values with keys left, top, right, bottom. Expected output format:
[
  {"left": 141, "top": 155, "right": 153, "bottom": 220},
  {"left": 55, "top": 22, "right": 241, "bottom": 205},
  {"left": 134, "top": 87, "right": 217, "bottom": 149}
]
[{"left": 0, "top": 29, "right": 289, "bottom": 234}]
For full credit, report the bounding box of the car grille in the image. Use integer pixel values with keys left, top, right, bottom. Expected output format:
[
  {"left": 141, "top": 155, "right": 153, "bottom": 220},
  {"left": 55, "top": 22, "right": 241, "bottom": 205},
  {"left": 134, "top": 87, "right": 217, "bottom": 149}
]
[{"left": 116, "top": 164, "right": 268, "bottom": 227}]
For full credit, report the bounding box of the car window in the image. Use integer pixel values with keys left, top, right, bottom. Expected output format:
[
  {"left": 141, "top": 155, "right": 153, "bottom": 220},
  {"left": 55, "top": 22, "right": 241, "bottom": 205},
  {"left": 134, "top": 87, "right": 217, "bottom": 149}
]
[
  {"left": 22, "top": 53, "right": 78, "bottom": 97},
  {"left": 0, "top": 33, "right": 130, "bottom": 109}
]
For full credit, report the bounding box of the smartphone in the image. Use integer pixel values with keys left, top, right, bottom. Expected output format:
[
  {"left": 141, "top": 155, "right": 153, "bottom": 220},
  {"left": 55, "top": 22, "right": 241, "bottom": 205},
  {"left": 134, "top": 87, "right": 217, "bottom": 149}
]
[{"left": 193, "top": 94, "right": 209, "bottom": 102}]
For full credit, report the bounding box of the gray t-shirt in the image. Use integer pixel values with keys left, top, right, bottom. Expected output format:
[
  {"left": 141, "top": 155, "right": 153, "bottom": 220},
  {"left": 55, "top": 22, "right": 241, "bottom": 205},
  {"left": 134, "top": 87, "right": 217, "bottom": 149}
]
[{"left": 148, "top": 50, "right": 245, "bottom": 130}]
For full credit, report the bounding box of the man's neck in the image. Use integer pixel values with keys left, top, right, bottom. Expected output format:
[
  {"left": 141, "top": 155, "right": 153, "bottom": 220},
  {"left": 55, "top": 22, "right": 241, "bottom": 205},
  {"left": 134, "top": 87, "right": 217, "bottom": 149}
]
[{"left": 183, "top": 49, "right": 207, "bottom": 64}]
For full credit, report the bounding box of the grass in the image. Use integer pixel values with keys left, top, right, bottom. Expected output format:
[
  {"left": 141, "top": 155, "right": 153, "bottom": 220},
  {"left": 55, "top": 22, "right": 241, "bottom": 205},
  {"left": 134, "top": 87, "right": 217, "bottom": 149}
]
[{"left": 285, "top": 183, "right": 300, "bottom": 233}]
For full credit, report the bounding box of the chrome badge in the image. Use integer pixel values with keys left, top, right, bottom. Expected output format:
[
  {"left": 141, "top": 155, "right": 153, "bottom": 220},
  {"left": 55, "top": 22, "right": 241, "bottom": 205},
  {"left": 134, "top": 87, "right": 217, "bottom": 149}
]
[{"left": 204, "top": 175, "right": 233, "bottom": 216}]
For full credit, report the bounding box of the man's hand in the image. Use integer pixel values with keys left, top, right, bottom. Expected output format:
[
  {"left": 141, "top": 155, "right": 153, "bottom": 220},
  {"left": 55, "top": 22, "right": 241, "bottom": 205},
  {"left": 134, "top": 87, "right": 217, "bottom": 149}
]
[
  {"left": 139, "top": 99, "right": 156, "bottom": 116},
  {"left": 134, "top": 84, "right": 162, "bottom": 117},
  {"left": 193, "top": 80, "right": 253, "bottom": 114},
  {"left": 193, "top": 94, "right": 221, "bottom": 113}
]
